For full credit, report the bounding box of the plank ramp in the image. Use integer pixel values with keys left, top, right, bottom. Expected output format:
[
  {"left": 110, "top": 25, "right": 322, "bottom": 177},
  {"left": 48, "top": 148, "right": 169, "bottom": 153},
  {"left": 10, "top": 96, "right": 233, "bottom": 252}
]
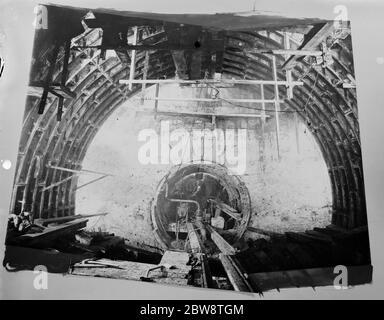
[{"left": 207, "top": 225, "right": 237, "bottom": 255}]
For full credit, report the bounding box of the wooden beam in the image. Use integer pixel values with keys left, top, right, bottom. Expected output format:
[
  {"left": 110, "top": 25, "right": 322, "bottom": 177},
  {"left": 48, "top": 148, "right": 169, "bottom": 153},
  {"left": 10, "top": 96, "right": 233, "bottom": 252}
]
[
  {"left": 28, "top": 85, "right": 75, "bottom": 99},
  {"left": 272, "top": 55, "right": 281, "bottom": 160},
  {"left": 61, "top": 41, "right": 71, "bottom": 87},
  {"left": 247, "top": 49, "right": 322, "bottom": 56},
  {"left": 208, "top": 199, "right": 241, "bottom": 220},
  {"left": 140, "top": 51, "right": 150, "bottom": 104},
  {"left": 73, "top": 174, "right": 108, "bottom": 191},
  {"left": 153, "top": 83, "right": 160, "bottom": 119},
  {"left": 219, "top": 254, "right": 253, "bottom": 292},
  {"left": 120, "top": 79, "right": 304, "bottom": 86},
  {"left": 46, "top": 164, "right": 113, "bottom": 176},
  {"left": 207, "top": 225, "right": 237, "bottom": 255},
  {"left": 128, "top": 27, "right": 138, "bottom": 91},
  {"left": 42, "top": 175, "right": 75, "bottom": 191},
  {"left": 186, "top": 223, "right": 203, "bottom": 253},
  {"left": 153, "top": 110, "right": 269, "bottom": 119},
  {"left": 283, "top": 32, "right": 294, "bottom": 100},
  {"left": 136, "top": 96, "right": 285, "bottom": 104},
  {"left": 38, "top": 44, "right": 60, "bottom": 114},
  {"left": 73, "top": 40, "right": 225, "bottom": 52},
  {"left": 34, "top": 213, "right": 108, "bottom": 227},
  {"left": 199, "top": 253, "right": 215, "bottom": 288},
  {"left": 57, "top": 96, "right": 64, "bottom": 121},
  {"left": 282, "top": 22, "right": 334, "bottom": 70},
  {"left": 342, "top": 83, "right": 356, "bottom": 89}
]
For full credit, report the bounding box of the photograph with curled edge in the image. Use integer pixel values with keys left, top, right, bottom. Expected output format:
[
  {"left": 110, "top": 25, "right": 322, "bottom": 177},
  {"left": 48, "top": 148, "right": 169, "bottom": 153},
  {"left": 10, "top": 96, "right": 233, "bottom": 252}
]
[{"left": 2, "top": 3, "right": 372, "bottom": 294}]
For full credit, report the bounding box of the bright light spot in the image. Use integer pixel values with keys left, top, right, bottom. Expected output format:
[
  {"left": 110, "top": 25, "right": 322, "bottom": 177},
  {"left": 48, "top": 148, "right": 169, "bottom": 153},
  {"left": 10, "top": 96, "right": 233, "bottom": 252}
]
[{"left": 1, "top": 159, "right": 12, "bottom": 170}]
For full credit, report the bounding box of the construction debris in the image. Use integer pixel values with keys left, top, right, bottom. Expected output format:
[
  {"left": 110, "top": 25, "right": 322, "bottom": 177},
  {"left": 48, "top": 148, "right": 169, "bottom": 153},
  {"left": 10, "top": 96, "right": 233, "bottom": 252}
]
[
  {"left": 34, "top": 212, "right": 108, "bottom": 227},
  {"left": 4, "top": 212, "right": 164, "bottom": 272}
]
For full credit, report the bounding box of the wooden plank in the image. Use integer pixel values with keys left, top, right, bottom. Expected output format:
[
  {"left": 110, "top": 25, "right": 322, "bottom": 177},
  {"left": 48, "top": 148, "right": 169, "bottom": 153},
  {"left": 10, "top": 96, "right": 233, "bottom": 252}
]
[
  {"left": 152, "top": 110, "right": 268, "bottom": 119},
  {"left": 28, "top": 85, "right": 75, "bottom": 99},
  {"left": 38, "top": 44, "right": 60, "bottom": 114},
  {"left": 140, "top": 51, "right": 150, "bottom": 104},
  {"left": 57, "top": 96, "right": 64, "bottom": 121},
  {"left": 74, "top": 41, "right": 225, "bottom": 52},
  {"left": 272, "top": 55, "right": 281, "bottom": 160},
  {"left": 186, "top": 223, "right": 203, "bottom": 253},
  {"left": 74, "top": 174, "right": 108, "bottom": 191},
  {"left": 138, "top": 96, "right": 285, "bottom": 104},
  {"left": 160, "top": 250, "right": 190, "bottom": 274},
  {"left": 153, "top": 83, "right": 160, "bottom": 119},
  {"left": 199, "top": 253, "right": 215, "bottom": 289},
  {"left": 247, "top": 49, "right": 323, "bottom": 56},
  {"left": 282, "top": 22, "right": 334, "bottom": 70},
  {"left": 13, "top": 219, "right": 88, "bottom": 247},
  {"left": 207, "top": 225, "right": 237, "bottom": 255},
  {"left": 219, "top": 254, "right": 253, "bottom": 292},
  {"left": 72, "top": 258, "right": 190, "bottom": 286},
  {"left": 42, "top": 175, "right": 75, "bottom": 191},
  {"left": 34, "top": 212, "right": 108, "bottom": 226},
  {"left": 284, "top": 32, "right": 294, "bottom": 100},
  {"left": 167, "top": 222, "right": 188, "bottom": 233},
  {"left": 120, "top": 79, "right": 304, "bottom": 86},
  {"left": 128, "top": 26, "right": 138, "bottom": 91},
  {"left": 208, "top": 199, "right": 241, "bottom": 220},
  {"left": 46, "top": 164, "right": 112, "bottom": 176},
  {"left": 61, "top": 41, "right": 71, "bottom": 87}
]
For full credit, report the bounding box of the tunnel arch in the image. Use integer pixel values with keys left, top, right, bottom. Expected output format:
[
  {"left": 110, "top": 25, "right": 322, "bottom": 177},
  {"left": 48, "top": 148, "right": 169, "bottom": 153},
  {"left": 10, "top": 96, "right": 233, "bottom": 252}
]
[
  {"left": 12, "top": 20, "right": 366, "bottom": 231},
  {"left": 150, "top": 162, "right": 252, "bottom": 249}
]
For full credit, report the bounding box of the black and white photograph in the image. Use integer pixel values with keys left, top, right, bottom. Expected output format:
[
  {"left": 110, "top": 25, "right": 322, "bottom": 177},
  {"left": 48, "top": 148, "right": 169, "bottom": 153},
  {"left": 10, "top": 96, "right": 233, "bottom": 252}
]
[{"left": 0, "top": 0, "right": 383, "bottom": 302}]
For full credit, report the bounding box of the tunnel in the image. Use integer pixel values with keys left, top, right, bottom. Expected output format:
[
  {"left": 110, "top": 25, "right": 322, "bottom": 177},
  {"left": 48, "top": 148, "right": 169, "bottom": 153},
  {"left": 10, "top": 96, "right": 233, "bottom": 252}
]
[
  {"left": 10, "top": 9, "right": 366, "bottom": 231},
  {"left": 151, "top": 163, "right": 252, "bottom": 249},
  {"left": 74, "top": 82, "right": 333, "bottom": 249},
  {"left": 4, "top": 4, "right": 371, "bottom": 292}
]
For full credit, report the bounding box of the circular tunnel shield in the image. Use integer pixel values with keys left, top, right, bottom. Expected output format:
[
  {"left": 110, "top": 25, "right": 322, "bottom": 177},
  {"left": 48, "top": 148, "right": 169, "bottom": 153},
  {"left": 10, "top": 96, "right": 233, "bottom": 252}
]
[{"left": 150, "top": 163, "right": 252, "bottom": 249}]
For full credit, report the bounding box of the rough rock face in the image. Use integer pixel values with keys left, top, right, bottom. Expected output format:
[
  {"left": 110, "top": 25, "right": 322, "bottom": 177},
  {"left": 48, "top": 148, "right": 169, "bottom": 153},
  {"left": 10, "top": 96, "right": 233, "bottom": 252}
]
[{"left": 76, "top": 84, "right": 331, "bottom": 248}]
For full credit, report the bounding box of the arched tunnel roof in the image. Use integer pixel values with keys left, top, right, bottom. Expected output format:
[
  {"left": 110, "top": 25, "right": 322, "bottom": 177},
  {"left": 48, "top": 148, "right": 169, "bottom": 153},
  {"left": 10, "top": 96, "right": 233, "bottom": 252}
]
[{"left": 13, "top": 4, "right": 365, "bottom": 230}]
